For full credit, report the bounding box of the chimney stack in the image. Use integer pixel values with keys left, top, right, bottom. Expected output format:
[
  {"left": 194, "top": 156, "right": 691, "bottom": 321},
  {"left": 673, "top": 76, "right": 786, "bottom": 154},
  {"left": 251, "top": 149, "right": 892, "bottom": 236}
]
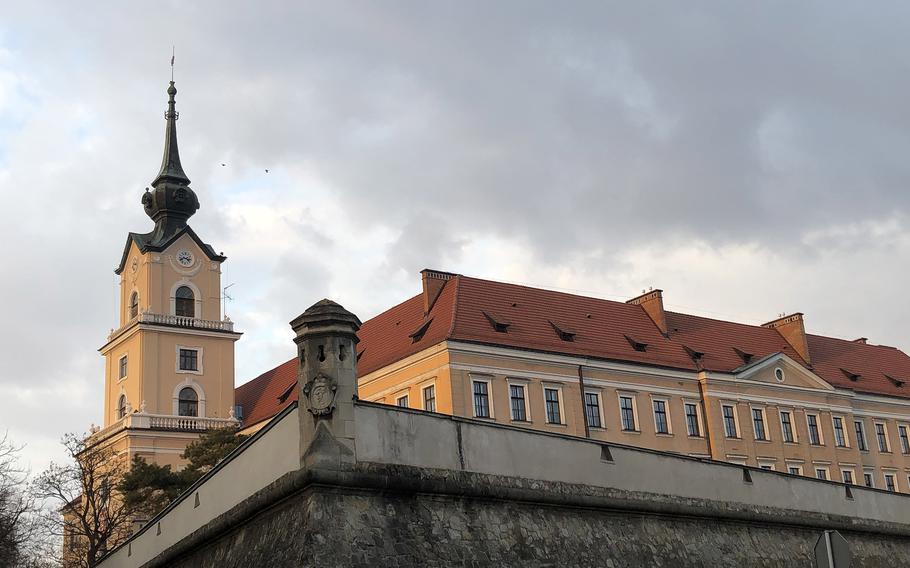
[
  {"left": 627, "top": 289, "right": 668, "bottom": 336},
  {"left": 762, "top": 313, "right": 811, "bottom": 365},
  {"left": 421, "top": 269, "right": 457, "bottom": 317},
  {"left": 290, "top": 299, "right": 362, "bottom": 470}
]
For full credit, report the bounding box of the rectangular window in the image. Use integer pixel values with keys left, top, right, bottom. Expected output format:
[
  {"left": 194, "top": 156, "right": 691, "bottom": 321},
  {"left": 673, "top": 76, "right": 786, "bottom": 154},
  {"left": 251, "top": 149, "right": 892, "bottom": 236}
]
[
  {"left": 876, "top": 422, "right": 890, "bottom": 452},
  {"left": 759, "top": 464, "right": 773, "bottom": 471},
  {"left": 833, "top": 417, "right": 847, "bottom": 448},
  {"left": 864, "top": 472, "right": 874, "bottom": 488},
  {"left": 885, "top": 474, "right": 896, "bottom": 492},
  {"left": 899, "top": 425, "right": 910, "bottom": 454},
  {"left": 619, "top": 396, "right": 637, "bottom": 431},
  {"left": 422, "top": 385, "right": 436, "bottom": 412},
  {"left": 473, "top": 381, "right": 490, "bottom": 418},
  {"left": 788, "top": 466, "right": 802, "bottom": 476},
  {"left": 842, "top": 470, "right": 854, "bottom": 485},
  {"left": 544, "top": 388, "right": 562, "bottom": 424},
  {"left": 119, "top": 355, "right": 128, "bottom": 379},
  {"left": 780, "top": 411, "right": 795, "bottom": 443},
  {"left": 722, "top": 405, "right": 738, "bottom": 438},
  {"left": 685, "top": 403, "right": 700, "bottom": 437},
  {"left": 752, "top": 408, "right": 767, "bottom": 441},
  {"left": 855, "top": 420, "right": 868, "bottom": 451},
  {"left": 584, "top": 392, "right": 602, "bottom": 428},
  {"left": 509, "top": 385, "right": 527, "bottom": 421},
  {"left": 178, "top": 349, "right": 198, "bottom": 371},
  {"left": 807, "top": 414, "right": 821, "bottom": 445},
  {"left": 653, "top": 400, "right": 669, "bottom": 434},
  {"left": 815, "top": 468, "right": 828, "bottom": 481},
  {"left": 396, "top": 395, "right": 409, "bottom": 408}
]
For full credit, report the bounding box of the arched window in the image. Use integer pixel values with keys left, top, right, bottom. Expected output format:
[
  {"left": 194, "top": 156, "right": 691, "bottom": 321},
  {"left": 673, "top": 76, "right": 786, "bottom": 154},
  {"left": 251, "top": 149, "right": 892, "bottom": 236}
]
[
  {"left": 129, "top": 291, "right": 139, "bottom": 319},
  {"left": 175, "top": 286, "right": 195, "bottom": 318},
  {"left": 117, "top": 395, "right": 127, "bottom": 419},
  {"left": 178, "top": 387, "right": 198, "bottom": 417}
]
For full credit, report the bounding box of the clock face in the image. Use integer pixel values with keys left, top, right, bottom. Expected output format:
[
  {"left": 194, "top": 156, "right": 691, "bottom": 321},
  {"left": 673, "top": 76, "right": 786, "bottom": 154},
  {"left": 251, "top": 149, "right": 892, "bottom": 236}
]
[{"left": 176, "top": 250, "right": 195, "bottom": 267}]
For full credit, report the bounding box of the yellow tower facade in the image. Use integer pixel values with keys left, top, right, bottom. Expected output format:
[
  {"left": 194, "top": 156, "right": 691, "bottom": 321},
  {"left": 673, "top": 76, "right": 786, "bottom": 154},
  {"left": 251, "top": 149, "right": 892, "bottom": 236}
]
[{"left": 92, "top": 81, "right": 241, "bottom": 469}]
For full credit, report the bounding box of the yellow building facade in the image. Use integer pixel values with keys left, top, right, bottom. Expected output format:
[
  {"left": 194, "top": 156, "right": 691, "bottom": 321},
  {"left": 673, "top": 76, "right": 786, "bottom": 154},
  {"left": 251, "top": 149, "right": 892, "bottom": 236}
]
[{"left": 89, "top": 80, "right": 240, "bottom": 469}]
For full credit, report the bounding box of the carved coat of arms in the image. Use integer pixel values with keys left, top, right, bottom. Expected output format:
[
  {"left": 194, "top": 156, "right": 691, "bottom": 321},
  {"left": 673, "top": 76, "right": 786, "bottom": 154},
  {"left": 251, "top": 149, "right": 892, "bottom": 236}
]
[{"left": 303, "top": 373, "right": 337, "bottom": 417}]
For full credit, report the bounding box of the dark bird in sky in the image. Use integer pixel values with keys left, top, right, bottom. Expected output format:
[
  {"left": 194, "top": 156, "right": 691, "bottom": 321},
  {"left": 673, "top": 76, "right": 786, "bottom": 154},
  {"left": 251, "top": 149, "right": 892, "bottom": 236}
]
[
  {"left": 221, "top": 163, "right": 226, "bottom": 166},
  {"left": 265, "top": 169, "right": 269, "bottom": 173}
]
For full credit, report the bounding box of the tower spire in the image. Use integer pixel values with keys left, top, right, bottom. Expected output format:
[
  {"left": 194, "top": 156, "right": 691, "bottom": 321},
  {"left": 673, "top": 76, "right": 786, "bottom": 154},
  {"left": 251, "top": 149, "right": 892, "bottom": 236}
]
[{"left": 141, "top": 77, "right": 199, "bottom": 243}]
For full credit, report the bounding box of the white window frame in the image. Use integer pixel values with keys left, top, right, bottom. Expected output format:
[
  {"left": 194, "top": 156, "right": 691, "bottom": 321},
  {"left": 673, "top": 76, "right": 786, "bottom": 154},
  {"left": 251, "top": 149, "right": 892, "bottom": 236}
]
[
  {"left": 651, "top": 396, "right": 673, "bottom": 435},
  {"left": 617, "top": 392, "right": 640, "bottom": 432},
  {"left": 898, "top": 423, "right": 910, "bottom": 454},
  {"left": 118, "top": 354, "right": 128, "bottom": 381},
  {"left": 542, "top": 384, "right": 566, "bottom": 425},
  {"left": 471, "top": 377, "right": 494, "bottom": 419},
  {"left": 683, "top": 400, "right": 704, "bottom": 438},
  {"left": 506, "top": 379, "right": 530, "bottom": 422},
  {"left": 831, "top": 415, "right": 850, "bottom": 448},
  {"left": 840, "top": 467, "right": 855, "bottom": 485},
  {"left": 863, "top": 469, "right": 875, "bottom": 488},
  {"left": 175, "top": 345, "right": 203, "bottom": 375},
  {"left": 884, "top": 472, "right": 898, "bottom": 492},
  {"left": 815, "top": 467, "right": 829, "bottom": 481},
  {"left": 721, "top": 402, "right": 741, "bottom": 439},
  {"left": 396, "top": 392, "right": 410, "bottom": 408},
  {"left": 874, "top": 421, "right": 892, "bottom": 453},
  {"left": 172, "top": 379, "right": 206, "bottom": 417},
  {"left": 421, "top": 383, "right": 436, "bottom": 412},
  {"left": 855, "top": 419, "right": 869, "bottom": 452},
  {"left": 757, "top": 459, "right": 776, "bottom": 471},
  {"left": 779, "top": 408, "right": 798, "bottom": 443},
  {"left": 583, "top": 390, "right": 605, "bottom": 430},
  {"left": 750, "top": 406, "right": 770, "bottom": 442},
  {"left": 169, "top": 279, "right": 203, "bottom": 318},
  {"left": 787, "top": 464, "right": 804, "bottom": 476},
  {"left": 806, "top": 412, "right": 824, "bottom": 446}
]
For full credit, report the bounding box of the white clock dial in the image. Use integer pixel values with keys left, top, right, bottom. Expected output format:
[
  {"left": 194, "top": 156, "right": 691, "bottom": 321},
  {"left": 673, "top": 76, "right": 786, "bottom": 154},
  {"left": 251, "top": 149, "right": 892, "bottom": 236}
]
[{"left": 176, "top": 250, "right": 195, "bottom": 267}]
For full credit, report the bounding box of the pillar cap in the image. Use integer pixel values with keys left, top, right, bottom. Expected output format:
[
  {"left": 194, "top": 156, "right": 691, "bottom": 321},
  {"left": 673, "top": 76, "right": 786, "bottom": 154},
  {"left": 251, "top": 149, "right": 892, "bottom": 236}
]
[{"left": 290, "top": 299, "right": 362, "bottom": 338}]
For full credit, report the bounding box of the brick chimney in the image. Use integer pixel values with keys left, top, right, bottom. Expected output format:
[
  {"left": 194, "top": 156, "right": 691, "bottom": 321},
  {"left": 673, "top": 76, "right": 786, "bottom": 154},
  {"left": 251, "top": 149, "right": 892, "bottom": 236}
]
[
  {"left": 627, "top": 289, "right": 668, "bottom": 336},
  {"left": 421, "top": 269, "right": 457, "bottom": 316},
  {"left": 762, "top": 313, "right": 811, "bottom": 365}
]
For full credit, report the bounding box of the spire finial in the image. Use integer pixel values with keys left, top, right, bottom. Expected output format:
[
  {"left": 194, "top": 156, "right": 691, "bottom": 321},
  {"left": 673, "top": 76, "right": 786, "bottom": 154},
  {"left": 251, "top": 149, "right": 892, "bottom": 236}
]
[{"left": 171, "top": 46, "right": 175, "bottom": 82}]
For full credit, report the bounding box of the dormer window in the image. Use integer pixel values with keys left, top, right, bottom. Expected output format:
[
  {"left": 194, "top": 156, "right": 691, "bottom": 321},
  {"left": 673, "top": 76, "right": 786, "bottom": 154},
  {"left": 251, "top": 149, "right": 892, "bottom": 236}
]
[
  {"left": 178, "top": 387, "right": 198, "bottom": 417},
  {"left": 129, "top": 292, "right": 139, "bottom": 319},
  {"left": 175, "top": 286, "right": 195, "bottom": 318}
]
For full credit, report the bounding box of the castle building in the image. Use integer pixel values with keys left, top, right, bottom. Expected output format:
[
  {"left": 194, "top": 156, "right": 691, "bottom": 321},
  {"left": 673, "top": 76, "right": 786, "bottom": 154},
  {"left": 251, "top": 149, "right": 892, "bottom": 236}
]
[
  {"left": 92, "top": 80, "right": 241, "bottom": 468},
  {"left": 237, "top": 270, "right": 910, "bottom": 491}
]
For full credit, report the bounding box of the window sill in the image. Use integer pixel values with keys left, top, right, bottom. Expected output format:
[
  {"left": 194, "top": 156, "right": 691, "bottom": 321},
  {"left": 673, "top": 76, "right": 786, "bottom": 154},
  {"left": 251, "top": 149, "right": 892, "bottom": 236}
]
[
  {"left": 687, "top": 435, "right": 704, "bottom": 440},
  {"left": 725, "top": 436, "right": 741, "bottom": 440},
  {"left": 473, "top": 416, "right": 495, "bottom": 421},
  {"left": 656, "top": 432, "right": 673, "bottom": 438},
  {"left": 621, "top": 429, "right": 641, "bottom": 435},
  {"left": 510, "top": 419, "right": 533, "bottom": 424},
  {"left": 589, "top": 426, "right": 607, "bottom": 432},
  {"left": 880, "top": 450, "right": 893, "bottom": 455},
  {"left": 754, "top": 439, "right": 771, "bottom": 443},
  {"left": 810, "top": 443, "right": 825, "bottom": 447},
  {"left": 546, "top": 422, "right": 567, "bottom": 428},
  {"left": 783, "top": 441, "right": 799, "bottom": 445}
]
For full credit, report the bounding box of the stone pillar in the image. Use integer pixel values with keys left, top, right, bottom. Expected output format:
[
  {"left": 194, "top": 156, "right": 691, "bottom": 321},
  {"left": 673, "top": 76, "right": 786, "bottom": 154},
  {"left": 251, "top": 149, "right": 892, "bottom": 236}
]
[{"left": 290, "top": 299, "right": 362, "bottom": 470}]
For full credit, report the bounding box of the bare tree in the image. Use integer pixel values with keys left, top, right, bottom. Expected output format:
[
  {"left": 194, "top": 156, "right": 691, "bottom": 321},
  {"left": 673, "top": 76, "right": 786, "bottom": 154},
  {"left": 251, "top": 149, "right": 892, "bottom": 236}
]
[
  {"left": 0, "top": 432, "right": 35, "bottom": 567},
  {"left": 33, "top": 433, "right": 134, "bottom": 568}
]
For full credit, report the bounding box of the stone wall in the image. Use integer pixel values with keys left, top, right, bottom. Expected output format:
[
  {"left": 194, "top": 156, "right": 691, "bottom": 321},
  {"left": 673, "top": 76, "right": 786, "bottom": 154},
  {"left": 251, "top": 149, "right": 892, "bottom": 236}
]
[{"left": 156, "top": 464, "right": 910, "bottom": 568}]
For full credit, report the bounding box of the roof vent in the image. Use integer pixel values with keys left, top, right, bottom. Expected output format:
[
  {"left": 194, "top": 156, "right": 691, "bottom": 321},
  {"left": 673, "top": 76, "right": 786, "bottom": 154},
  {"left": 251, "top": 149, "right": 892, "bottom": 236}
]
[
  {"left": 408, "top": 318, "right": 433, "bottom": 343},
  {"left": 885, "top": 374, "right": 905, "bottom": 388},
  {"left": 840, "top": 368, "right": 861, "bottom": 382},
  {"left": 853, "top": 337, "right": 868, "bottom": 344},
  {"left": 623, "top": 334, "right": 648, "bottom": 352},
  {"left": 549, "top": 320, "right": 576, "bottom": 342},
  {"left": 482, "top": 311, "right": 511, "bottom": 333},
  {"left": 356, "top": 349, "right": 365, "bottom": 362},
  {"left": 683, "top": 345, "right": 705, "bottom": 363},
  {"left": 277, "top": 380, "right": 298, "bottom": 403},
  {"left": 733, "top": 347, "right": 754, "bottom": 365}
]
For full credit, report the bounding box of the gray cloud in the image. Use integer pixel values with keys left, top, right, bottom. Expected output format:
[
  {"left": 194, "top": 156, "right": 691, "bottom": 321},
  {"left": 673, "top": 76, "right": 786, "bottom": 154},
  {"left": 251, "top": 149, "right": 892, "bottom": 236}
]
[{"left": 1, "top": 1, "right": 909, "bottom": 468}]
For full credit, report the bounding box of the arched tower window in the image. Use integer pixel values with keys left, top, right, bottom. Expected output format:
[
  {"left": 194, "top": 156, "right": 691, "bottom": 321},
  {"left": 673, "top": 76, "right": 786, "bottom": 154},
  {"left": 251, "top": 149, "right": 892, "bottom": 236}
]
[
  {"left": 129, "top": 291, "right": 139, "bottom": 319},
  {"left": 117, "top": 395, "right": 127, "bottom": 419},
  {"left": 178, "top": 387, "right": 198, "bottom": 417},
  {"left": 175, "top": 286, "right": 195, "bottom": 318}
]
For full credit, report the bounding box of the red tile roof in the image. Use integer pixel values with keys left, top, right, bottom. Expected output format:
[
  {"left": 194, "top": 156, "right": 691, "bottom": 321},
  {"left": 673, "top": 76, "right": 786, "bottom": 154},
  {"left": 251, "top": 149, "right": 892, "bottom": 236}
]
[{"left": 235, "top": 273, "right": 910, "bottom": 428}]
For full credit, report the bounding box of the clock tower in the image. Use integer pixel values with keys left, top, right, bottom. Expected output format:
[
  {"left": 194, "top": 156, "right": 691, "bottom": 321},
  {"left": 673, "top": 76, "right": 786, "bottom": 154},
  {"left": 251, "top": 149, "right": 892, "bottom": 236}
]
[{"left": 94, "top": 80, "right": 241, "bottom": 468}]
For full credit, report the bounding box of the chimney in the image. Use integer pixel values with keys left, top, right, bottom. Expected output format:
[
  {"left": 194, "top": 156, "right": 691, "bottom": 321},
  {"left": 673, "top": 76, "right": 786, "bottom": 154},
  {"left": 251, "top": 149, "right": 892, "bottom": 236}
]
[
  {"left": 627, "top": 289, "right": 668, "bottom": 336},
  {"left": 290, "top": 299, "right": 362, "bottom": 469},
  {"left": 853, "top": 337, "right": 868, "bottom": 344},
  {"left": 421, "top": 269, "right": 457, "bottom": 316},
  {"left": 762, "top": 313, "right": 811, "bottom": 365}
]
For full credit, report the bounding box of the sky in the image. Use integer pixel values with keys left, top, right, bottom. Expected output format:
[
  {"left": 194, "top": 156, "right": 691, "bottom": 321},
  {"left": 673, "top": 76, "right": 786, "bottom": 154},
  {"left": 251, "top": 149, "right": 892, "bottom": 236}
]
[{"left": 0, "top": 1, "right": 908, "bottom": 472}]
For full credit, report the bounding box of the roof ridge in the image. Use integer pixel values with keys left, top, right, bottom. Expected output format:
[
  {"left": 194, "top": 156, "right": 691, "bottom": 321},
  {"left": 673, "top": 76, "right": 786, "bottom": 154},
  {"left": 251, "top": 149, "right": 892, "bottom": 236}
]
[
  {"left": 457, "top": 275, "right": 631, "bottom": 307},
  {"left": 445, "top": 275, "right": 462, "bottom": 340}
]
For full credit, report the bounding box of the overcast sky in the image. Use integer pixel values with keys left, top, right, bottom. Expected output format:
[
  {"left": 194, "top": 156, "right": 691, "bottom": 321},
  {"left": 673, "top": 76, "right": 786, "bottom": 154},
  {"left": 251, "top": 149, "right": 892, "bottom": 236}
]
[{"left": 1, "top": 1, "right": 908, "bottom": 471}]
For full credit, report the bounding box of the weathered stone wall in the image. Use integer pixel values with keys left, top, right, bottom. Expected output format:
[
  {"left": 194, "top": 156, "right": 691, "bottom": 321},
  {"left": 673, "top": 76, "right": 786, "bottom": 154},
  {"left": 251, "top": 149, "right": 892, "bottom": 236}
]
[{"left": 154, "top": 465, "right": 910, "bottom": 568}]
